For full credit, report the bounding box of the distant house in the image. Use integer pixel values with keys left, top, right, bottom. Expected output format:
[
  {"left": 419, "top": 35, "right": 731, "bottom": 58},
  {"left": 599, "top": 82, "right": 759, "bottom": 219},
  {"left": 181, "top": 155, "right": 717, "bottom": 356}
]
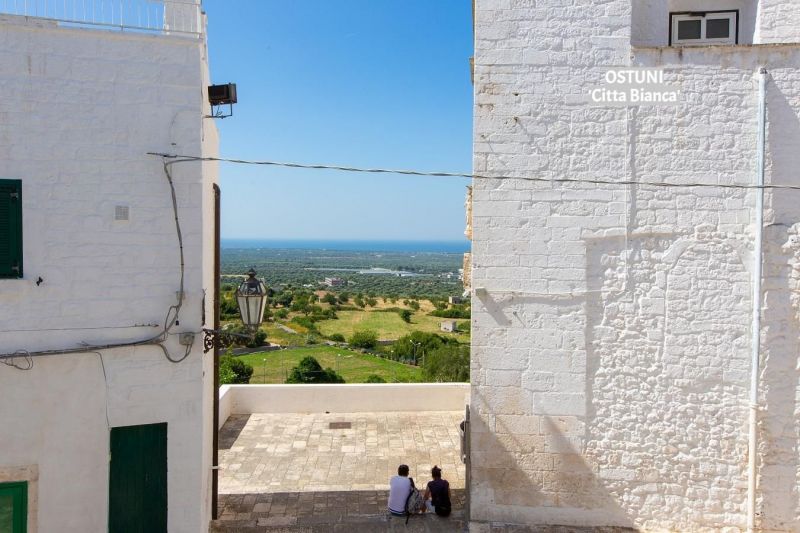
[
  {"left": 324, "top": 277, "right": 346, "bottom": 287},
  {"left": 440, "top": 320, "right": 458, "bottom": 333},
  {"left": 448, "top": 296, "right": 463, "bottom": 305}
]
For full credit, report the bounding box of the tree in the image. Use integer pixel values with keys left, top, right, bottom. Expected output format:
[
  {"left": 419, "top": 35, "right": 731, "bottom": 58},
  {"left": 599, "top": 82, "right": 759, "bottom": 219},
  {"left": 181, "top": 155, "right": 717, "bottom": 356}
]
[
  {"left": 349, "top": 330, "right": 379, "bottom": 350},
  {"left": 391, "top": 331, "right": 456, "bottom": 364},
  {"left": 365, "top": 374, "right": 386, "bottom": 383},
  {"left": 220, "top": 354, "right": 254, "bottom": 384},
  {"left": 219, "top": 298, "right": 239, "bottom": 319},
  {"left": 338, "top": 292, "right": 350, "bottom": 304},
  {"left": 365, "top": 297, "right": 378, "bottom": 307},
  {"left": 400, "top": 309, "right": 413, "bottom": 323},
  {"left": 408, "top": 300, "right": 421, "bottom": 311},
  {"left": 423, "top": 344, "right": 469, "bottom": 382},
  {"left": 322, "top": 293, "right": 338, "bottom": 305},
  {"left": 291, "top": 300, "right": 312, "bottom": 315},
  {"left": 286, "top": 356, "right": 345, "bottom": 384},
  {"left": 273, "top": 292, "right": 294, "bottom": 308},
  {"left": 328, "top": 333, "right": 346, "bottom": 343},
  {"left": 430, "top": 307, "right": 470, "bottom": 319},
  {"left": 224, "top": 324, "right": 267, "bottom": 348}
]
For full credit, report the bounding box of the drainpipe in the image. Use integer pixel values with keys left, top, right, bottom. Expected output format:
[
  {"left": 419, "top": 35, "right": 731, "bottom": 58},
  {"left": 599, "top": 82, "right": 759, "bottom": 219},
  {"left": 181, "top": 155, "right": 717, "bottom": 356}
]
[
  {"left": 212, "top": 183, "right": 221, "bottom": 520},
  {"left": 747, "top": 67, "right": 767, "bottom": 533}
]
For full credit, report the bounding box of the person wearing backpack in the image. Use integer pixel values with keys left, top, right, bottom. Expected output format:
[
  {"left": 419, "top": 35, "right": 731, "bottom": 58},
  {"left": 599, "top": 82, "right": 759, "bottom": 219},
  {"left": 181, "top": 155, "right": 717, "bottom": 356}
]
[
  {"left": 388, "top": 464, "right": 413, "bottom": 517},
  {"left": 423, "top": 465, "right": 452, "bottom": 517},
  {"left": 388, "top": 464, "right": 425, "bottom": 522}
]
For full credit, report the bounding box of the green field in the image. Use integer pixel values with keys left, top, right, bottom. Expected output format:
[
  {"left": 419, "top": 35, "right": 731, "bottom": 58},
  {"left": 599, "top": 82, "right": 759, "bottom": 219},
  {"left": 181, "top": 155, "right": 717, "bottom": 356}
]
[
  {"left": 235, "top": 345, "right": 423, "bottom": 384},
  {"left": 316, "top": 310, "right": 469, "bottom": 341},
  {"left": 261, "top": 322, "right": 309, "bottom": 346}
]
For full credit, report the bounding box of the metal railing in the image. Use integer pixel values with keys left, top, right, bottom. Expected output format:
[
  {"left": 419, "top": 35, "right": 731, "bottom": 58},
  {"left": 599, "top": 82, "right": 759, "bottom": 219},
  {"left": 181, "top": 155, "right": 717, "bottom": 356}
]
[{"left": 0, "top": 0, "right": 202, "bottom": 35}]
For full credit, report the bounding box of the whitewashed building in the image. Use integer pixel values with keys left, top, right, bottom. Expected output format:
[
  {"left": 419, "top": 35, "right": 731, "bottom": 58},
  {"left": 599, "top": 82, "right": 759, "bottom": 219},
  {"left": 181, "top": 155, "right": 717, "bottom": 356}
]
[
  {"left": 0, "top": 2, "right": 219, "bottom": 532},
  {"left": 471, "top": 0, "right": 800, "bottom": 531}
]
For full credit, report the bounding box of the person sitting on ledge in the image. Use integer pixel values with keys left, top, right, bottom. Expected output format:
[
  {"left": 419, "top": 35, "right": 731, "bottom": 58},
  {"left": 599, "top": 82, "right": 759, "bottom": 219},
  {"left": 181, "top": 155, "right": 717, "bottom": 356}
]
[
  {"left": 388, "top": 464, "right": 413, "bottom": 516},
  {"left": 424, "top": 465, "right": 452, "bottom": 517}
]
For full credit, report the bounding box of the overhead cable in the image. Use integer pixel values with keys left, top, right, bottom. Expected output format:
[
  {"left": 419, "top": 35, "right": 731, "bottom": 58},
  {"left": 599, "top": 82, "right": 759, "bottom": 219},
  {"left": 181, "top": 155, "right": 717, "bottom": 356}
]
[{"left": 148, "top": 152, "right": 800, "bottom": 191}]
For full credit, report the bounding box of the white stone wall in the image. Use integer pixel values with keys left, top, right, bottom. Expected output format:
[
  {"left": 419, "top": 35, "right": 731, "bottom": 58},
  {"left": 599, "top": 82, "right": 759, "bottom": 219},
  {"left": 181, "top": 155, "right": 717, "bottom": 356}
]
[
  {"left": 472, "top": 1, "right": 800, "bottom": 530},
  {"left": 756, "top": 0, "right": 800, "bottom": 43},
  {"left": 0, "top": 16, "right": 217, "bottom": 533}
]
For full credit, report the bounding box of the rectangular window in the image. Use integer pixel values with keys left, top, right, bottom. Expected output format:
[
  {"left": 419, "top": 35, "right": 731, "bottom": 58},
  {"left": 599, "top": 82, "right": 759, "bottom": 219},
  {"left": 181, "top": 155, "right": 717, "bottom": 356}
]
[
  {"left": 0, "top": 179, "right": 22, "bottom": 279},
  {"left": 0, "top": 481, "right": 27, "bottom": 533},
  {"left": 670, "top": 11, "right": 738, "bottom": 46}
]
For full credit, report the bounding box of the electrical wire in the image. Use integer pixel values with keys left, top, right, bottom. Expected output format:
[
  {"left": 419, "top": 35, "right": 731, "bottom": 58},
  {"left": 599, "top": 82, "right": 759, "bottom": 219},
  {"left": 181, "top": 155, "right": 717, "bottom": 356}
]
[
  {"left": 0, "top": 350, "right": 33, "bottom": 370},
  {"left": 96, "top": 351, "right": 111, "bottom": 429},
  {"left": 0, "top": 160, "right": 191, "bottom": 368},
  {"left": 147, "top": 152, "right": 800, "bottom": 192},
  {"left": 0, "top": 324, "right": 159, "bottom": 333}
]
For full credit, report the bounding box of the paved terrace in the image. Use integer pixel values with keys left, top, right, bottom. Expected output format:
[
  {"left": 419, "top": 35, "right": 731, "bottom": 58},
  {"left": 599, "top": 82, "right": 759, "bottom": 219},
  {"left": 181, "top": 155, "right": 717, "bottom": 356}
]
[{"left": 211, "top": 384, "right": 469, "bottom": 532}]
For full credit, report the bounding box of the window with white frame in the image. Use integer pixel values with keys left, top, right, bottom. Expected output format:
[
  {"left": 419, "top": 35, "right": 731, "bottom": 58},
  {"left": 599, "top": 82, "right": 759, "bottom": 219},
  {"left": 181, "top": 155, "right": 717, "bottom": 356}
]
[{"left": 670, "top": 11, "right": 738, "bottom": 46}]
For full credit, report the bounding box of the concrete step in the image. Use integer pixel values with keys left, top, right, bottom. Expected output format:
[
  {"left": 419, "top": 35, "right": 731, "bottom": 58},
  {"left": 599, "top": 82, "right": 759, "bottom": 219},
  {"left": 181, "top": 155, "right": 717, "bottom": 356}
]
[{"left": 211, "top": 511, "right": 466, "bottom": 532}]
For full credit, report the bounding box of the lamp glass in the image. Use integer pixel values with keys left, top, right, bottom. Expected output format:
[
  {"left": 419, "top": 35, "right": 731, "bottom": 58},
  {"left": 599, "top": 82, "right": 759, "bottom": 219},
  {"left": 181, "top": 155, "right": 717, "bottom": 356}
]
[{"left": 236, "top": 270, "right": 267, "bottom": 329}]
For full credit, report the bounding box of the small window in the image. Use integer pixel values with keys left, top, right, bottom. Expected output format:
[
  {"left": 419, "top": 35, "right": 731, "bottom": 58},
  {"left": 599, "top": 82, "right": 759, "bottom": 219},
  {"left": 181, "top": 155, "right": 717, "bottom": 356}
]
[
  {"left": 671, "top": 11, "right": 738, "bottom": 46},
  {"left": 0, "top": 481, "right": 27, "bottom": 533},
  {"left": 0, "top": 179, "right": 23, "bottom": 278}
]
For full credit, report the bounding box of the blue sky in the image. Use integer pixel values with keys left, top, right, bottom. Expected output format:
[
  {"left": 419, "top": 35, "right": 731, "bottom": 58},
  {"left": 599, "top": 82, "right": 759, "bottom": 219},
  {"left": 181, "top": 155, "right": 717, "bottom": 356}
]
[{"left": 202, "top": 0, "right": 473, "bottom": 241}]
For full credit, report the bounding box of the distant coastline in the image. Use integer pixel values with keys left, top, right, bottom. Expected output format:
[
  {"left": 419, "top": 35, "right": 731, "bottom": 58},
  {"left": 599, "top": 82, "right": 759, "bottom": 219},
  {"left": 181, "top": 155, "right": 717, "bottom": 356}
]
[{"left": 221, "top": 239, "right": 470, "bottom": 254}]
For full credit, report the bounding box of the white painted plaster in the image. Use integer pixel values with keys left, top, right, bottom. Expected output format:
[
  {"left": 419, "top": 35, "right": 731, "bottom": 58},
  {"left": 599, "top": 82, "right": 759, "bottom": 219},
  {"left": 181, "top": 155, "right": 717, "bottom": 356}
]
[
  {"left": 219, "top": 385, "right": 234, "bottom": 430},
  {"left": 0, "top": 16, "right": 217, "bottom": 533},
  {"left": 221, "top": 383, "right": 470, "bottom": 420}
]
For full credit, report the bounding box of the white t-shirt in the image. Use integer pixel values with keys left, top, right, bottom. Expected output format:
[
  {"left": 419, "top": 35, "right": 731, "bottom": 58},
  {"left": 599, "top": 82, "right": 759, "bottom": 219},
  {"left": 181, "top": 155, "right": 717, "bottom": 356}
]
[{"left": 388, "top": 475, "right": 412, "bottom": 514}]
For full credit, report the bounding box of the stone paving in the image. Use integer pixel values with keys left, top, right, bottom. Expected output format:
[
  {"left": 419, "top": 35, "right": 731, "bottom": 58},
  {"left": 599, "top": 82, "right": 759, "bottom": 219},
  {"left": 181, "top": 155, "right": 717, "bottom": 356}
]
[
  {"left": 219, "top": 412, "right": 465, "bottom": 494},
  {"left": 212, "top": 411, "right": 466, "bottom": 532}
]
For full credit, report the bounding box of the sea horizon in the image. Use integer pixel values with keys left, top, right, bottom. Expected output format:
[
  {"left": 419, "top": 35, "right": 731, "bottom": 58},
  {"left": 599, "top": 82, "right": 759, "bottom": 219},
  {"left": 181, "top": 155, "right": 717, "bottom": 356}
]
[{"left": 221, "top": 238, "right": 470, "bottom": 254}]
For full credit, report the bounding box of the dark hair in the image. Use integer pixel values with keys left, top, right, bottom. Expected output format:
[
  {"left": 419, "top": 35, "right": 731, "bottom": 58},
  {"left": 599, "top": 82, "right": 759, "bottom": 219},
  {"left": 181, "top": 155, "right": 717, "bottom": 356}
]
[
  {"left": 398, "top": 464, "right": 409, "bottom": 476},
  {"left": 431, "top": 465, "right": 442, "bottom": 479}
]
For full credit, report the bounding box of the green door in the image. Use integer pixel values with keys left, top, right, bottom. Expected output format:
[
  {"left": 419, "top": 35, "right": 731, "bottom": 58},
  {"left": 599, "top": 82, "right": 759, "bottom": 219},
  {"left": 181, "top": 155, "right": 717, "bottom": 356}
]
[
  {"left": 109, "top": 423, "right": 168, "bottom": 533},
  {"left": 0, "top": 481, "right": 27, "bottom": 533}
]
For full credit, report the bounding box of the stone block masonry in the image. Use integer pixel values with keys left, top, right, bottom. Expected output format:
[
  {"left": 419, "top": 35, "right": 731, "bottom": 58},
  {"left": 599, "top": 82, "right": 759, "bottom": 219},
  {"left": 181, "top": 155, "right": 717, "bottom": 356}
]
[{"left": 472, "top": 0, "right": 800, "bottom": 530}]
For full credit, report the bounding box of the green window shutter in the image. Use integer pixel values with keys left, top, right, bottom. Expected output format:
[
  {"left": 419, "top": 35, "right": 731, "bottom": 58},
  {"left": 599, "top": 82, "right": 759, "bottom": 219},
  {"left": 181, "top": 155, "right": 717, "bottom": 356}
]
[
  {"left": 0, "top": 481, "right": 28, "bottom": 533},
  {"left": 0, "top": 179, "right": 22, "bottom": 278}
]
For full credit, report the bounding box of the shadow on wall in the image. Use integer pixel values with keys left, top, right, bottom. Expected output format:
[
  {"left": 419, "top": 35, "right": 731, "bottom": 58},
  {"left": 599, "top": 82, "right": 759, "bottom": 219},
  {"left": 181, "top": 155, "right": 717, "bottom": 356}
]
[
  {"left": 470, "top": 379, "right": 635, "bottom": 528},
  {"left": 759, "top": 76, "right": 800, "bottom": 531}
]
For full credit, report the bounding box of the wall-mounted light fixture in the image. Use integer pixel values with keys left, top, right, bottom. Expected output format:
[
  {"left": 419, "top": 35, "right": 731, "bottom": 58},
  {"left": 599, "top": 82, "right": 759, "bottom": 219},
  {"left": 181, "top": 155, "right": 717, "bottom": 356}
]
[{"left": 203, "top": 268, "right": 267, "bottom": 352}]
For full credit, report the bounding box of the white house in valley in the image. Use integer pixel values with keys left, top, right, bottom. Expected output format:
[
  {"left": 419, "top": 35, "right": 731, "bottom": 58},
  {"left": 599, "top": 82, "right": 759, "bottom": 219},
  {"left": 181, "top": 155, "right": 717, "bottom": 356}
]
[
  {"left": 0, "top": 2, "right": 218, "bottom": 532},
  {"left": 471, "top": 0, "right": 800, "bottom": 531}
]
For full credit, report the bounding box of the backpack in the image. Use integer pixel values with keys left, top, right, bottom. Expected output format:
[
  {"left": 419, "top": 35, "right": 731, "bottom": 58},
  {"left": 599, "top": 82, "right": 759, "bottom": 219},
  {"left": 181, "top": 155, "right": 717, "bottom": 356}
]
[{"left": 404, "top": 478, "right": 424, "bottom": 524}]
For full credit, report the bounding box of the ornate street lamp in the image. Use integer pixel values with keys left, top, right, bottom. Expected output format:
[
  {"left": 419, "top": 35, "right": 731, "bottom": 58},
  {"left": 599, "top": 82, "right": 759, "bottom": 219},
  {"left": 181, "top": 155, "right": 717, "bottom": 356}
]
[
  {"left": 203, "top": 268, "right": 268, "bottom": 353},
  {"left": 237, "top": 268, "right": 268, "bottom": 331}
]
